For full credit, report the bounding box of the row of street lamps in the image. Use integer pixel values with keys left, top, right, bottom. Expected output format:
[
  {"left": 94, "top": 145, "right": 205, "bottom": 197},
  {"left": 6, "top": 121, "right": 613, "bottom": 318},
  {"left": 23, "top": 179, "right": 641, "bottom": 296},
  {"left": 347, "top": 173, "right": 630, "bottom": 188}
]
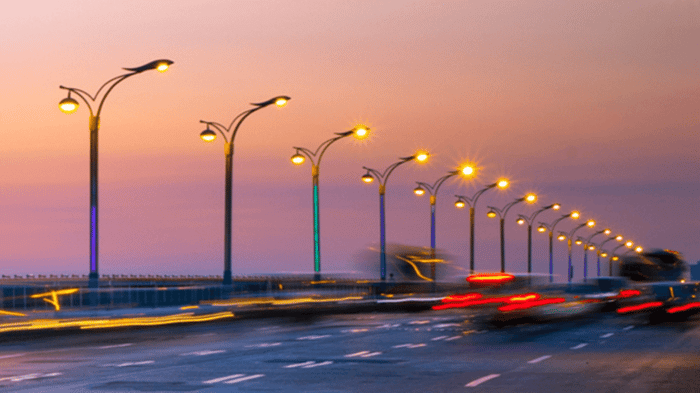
[{"left": 58, "top": 59, "right": 643, "bottom": 287}]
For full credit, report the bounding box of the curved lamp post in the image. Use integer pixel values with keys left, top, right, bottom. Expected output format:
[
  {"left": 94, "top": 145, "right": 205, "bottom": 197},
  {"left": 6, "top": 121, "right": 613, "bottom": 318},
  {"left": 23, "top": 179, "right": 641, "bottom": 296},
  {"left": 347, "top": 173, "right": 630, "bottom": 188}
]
[
  {"left": 557, "top": 218, "right": 596, "bottom": 282},
  {"left": 575, "top": 228, "right": 611, "bottom": 281},
  {"left": 486, "top": 193, "right": 538, "bottom": 273},
  {"left": 593, "top": 235, "right": 623, "bottom": 276},
  {"left": 537, "top": 211, "right": 580, "bottom": 282},
  {"left": 608, "top": 240, "right": 635, "bottom": 275},
  {"left": 453, "top": 179, "right": 510, "bottom": 273},
  {"left": 291, "top": 125, "right": 370, "bottom": 278},
  {"left": 361, "top": 151, "right": 430, "bottom": 281},
  {"left": 59, "top": 59, "right": 173, "bottom": 288},
  {"left": 199, "top": 96, "right": 290, "bottom": 286},
  {"left": 623, "top": 246, "right": 643, "bottom": 256},
  {"left": 516, "top": 203, "right": 561, "bottom": 273}
]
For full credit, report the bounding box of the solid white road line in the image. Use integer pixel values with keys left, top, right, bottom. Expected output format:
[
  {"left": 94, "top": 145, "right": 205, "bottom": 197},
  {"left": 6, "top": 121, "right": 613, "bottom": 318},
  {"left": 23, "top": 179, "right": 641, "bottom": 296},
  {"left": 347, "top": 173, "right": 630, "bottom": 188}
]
[
  {"left": 116, "top": 360, "right": 154, "bottom": 367},
  {"left": 203, "top": 374, "right": 244, "bottom": 384},
  {"left": 302, "top": 361, "right": 333, "bottom": 368},
  {"left": 408, "top": 343, "right": 426, "bottom": 348},
  {"left": 284, "top": 361, "right": 315, "bottom": 369},
  {"left": 345, "top": 351, "right": 370, "bottom": 357},
  {"left": 361, "top": 352, "right": 382, "bottom": 358},
  {"left": 528, "top": 355, "right": 552, "bottom": 364},
  {"left": 98, "top": 343, "right": 133, "bottom": 349},
  {"left": 297, "top": 335, "right": 331, "bottom": 340},
  {"left": 623, "top": 325, "right": 635, "bottom": 331},
  {"left": 570, "top": 343, "right": 588, "bottom": 350},
  {"left": 392, "top": 344, "right": 411, "bottom": 348},
  {"left": 431, "top": 336, "right": 448, "bottom": 341},
  {"left": 600, "top": 333, "right": 614, "bottom": 338},
  {"left": 245, "top": 342, "right": 281, "bottom": 348},
  {"left": 466, "top": 374, "right": 501, "bottom": 387},
  {"left": 224, "top": 374, "right": 265, "bottom": 384},
  {"left": 181, "top": 350, "right": 225, "bottom": 356}
]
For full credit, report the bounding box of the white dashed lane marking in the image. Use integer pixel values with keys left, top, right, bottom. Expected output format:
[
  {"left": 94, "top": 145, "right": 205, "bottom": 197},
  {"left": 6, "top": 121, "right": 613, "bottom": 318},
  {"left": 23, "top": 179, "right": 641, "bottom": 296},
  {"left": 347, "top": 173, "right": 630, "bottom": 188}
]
[
  {"left": 284, "top": 361, "right": 316, "bottom": 368},
  {"left": 528, "top": 355, "right": 552, "bottom": 364},
  {"left": 466, "top": 374, "right": 501, "bottom": 387},
  {"left": 345, "top": 351, "right": 369, "bottom": 358},
  {"left": 431, "top": 336, "right": 448, "bottom": 341},
  {"left": 203, "top": 374, "right": 244, "bottom": 384},
  {"left": 570, "top": 343, "right": 588, "bottom": 350},
  {"left": 245, "top": 342, "right": 281, "bottom": 348},
  {"left": 0, "top": 372, "right": 62, "bottom": 382},
  {"left": 600, "top": 333, "right": 614, "bottom": 338},
  {"left": 181, "top": 350, "right": 225, "bottom": 356},
  {"left": 297, "top": 335, "right": 331, "bottom": 341},
  {"left": 445, "top": 336, "right": 462, "bottom": 341},
  {"left": 302, "top": 361, "right": 333, "bottom": 368},
  {"left": 361, "top": 352, "right": 382, "bottom": 358},
  {"left": 623, "top": 325, "right": 635, "bottom": 331},
  {"left": 392, "top": 343, "right": 426, "bottom": 349},
  {"left": 98, "top": 343, "right": 133, "bottom": 349}
]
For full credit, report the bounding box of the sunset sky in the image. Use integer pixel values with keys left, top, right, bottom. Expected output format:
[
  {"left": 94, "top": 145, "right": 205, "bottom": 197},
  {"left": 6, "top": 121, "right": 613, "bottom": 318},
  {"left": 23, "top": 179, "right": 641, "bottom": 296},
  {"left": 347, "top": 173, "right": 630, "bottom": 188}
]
[{"left": 1, "top": 0, "right": 698, "bottom": 281}]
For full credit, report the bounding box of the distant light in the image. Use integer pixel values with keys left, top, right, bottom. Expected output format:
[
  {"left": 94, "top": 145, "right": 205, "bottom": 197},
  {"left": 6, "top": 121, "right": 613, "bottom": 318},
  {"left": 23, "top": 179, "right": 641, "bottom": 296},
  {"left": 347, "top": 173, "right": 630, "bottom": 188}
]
[
  {"left": 415, "top": 151, "right": 429, "bottom": 162},
  {"left": 497, "top": 179, "right": 509, "bottom": 189},
  {"left": 601, "top": 252, "right": 608, "bottom": 257},
  {"left": 537, "top": 226, "right": 546, "bottom": 233},
  {"left": 461, "top": 165, "right": 475, "bottom": 176},
  {"left": 291, "top": 153, "right": 305, "bottom": 165},
  {"left": 635, "top": 246, "right": 643, "bottom": 253},
  {"left": 156, "top": 62, "right": 170, "bottom": 72},
  {"left": 612, "top": 256, "right": 619, "bottom": 261},
  {"left": 557, "top": 234, "right": 566, "bottom": 241},
  {"left": 625, "top": 241, "right": 634, "bottom": 248},
  {"left": 604, "top": 228, "right": 611, "bottom": 235},
  {"left": 525, "top": 193, "right": 537, "bottom": 203},
  {"left": 516, "top": 218, "right": 525, "bottom": 225},
  {"left": 275, "top": 97, "right": 288, "bottom": 107},
  {"left": 487, "top": 210, "right": 497, "bottom": 218},
  {"left": 615, "top": 235, "right": 623, "bottom": 241},
  {"left": 552, "top": 204, "right": 561, "bottom": 210},
  {"left": 413, "top": 186, "right": 425, "bottom": 196},
  {"left": 353, "top": 125, "right": 369, "bottom": 140},
  {"left": 586, "top": 219, "right": 596, "bottom": 227},
  {"left": 455, "top": 200, "right": 465, "bottom": 209},
  {"left": 200, "top": 129, "right": 216, "bottom": 142},
  {"left": 575, "top": 239, "right": 583, "bottom": 245},
  {"left": 571, "top": 211, "right": 580, "bottom": 219},
  {"left": 362, "top": 173, "right": 374, "bottom": 183},
  {"left": 588, "top": 245, "right": 596, "bottom": 251},
  {"left": 59, "top": 97, "right": 79, "bottom": 114}
]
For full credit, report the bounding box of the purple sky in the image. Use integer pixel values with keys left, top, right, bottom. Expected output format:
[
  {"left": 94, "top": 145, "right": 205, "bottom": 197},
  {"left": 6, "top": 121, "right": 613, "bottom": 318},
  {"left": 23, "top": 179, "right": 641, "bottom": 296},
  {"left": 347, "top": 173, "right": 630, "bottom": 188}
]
[{"left": 1, "top": 1, "right": 698, "bottom": 281}]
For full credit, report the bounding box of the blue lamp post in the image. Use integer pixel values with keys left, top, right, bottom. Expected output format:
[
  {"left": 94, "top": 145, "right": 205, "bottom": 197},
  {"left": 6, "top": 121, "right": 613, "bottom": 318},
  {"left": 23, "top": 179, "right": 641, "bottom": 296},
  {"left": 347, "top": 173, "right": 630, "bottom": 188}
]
[{"left": 537, "top": 211, "right": 580, "bottom": 282}]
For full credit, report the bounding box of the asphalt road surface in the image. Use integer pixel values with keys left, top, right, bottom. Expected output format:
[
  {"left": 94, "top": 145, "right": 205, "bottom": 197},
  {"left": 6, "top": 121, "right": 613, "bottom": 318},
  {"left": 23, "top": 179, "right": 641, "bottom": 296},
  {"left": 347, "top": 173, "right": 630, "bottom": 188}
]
[{"left": 1, "top": 310, "right": 699, "bottom": 392}]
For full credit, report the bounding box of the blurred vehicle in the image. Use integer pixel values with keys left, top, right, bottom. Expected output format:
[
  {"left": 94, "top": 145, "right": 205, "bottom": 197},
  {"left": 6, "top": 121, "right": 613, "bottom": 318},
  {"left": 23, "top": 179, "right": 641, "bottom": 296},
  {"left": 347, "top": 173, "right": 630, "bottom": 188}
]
[
  {"left": 616, "top": 281, "right": 700, "bottom": 323},
  {"left": 616, "top": 249, "right": 690, "bottom": 282}
]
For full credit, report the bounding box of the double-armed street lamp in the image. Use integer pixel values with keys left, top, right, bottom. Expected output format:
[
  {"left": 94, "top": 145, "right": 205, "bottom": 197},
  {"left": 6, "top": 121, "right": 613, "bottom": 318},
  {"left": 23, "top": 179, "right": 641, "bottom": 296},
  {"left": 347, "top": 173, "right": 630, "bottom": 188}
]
[
  {"left": 575, "top": 228, "right": 611, "bottom": 281},
  {"left": 59, "top": 59, "right": 173, "bottom": 289},
  {"left": 413, "top": 165, "right": 476, "bottom": 281},
  {"left": 537, "top": 211, "right": 580, "bottom": 282},
  {"left": 593, "top": 235, "right": 623, "bottom": 276},
  {"left": 453, "top": 179, "right": 510, "bottom": 273},
  {"left": 290, "top": 126, "right": 370, "bottom": 278},
  {"left": 361, "top": 151, "right": 430, "bottom": 281},
  {"left": 557, "top": 218, "right": 596, "bottom": 282},
  {"left": 199, "top": 96, "right": 290, "bottom": 286},
  {"left": 486, "top": 193, "right": 538, "bottom": 273},
  {"left": 516, "top": 203, "right": 561, "bottom": 274}
]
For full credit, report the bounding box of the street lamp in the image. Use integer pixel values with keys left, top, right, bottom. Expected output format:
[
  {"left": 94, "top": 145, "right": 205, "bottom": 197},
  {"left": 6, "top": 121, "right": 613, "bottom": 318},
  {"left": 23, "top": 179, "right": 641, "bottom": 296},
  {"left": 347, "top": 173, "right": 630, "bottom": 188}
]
[
  {"left": 557, "top": 218, "right": 596, "bottom": 282},
  {"left": 592, "top": 234, "right": 623, "bottom": 276},
  {"left": 361, "top": 151, "right": 430, "bottom": 281},
  {"left": 291, "top": 125, "right": 370, "bottom": 278},
  {"left": 515, "top": 203, "right": 561, "bottom": 274},
  {"left": 413, "top": 165, "right": 476, "bottom": 279},
  {"left": 537, "top": 211, "right": 579, "bottom": 282},
  {"left": 608, "top": 241, "right": 634, "bottom": 275},
  {"left": 486, "top": 193, "right": 538, "bottom": 273},
  {"left": 59, "top": 59, "right": 173, "bottom": 289},
  {"left": 575, "top": 228, "right": 611, "bottom": 281},
  {"left": 453, "top": 179, "right": 509, "bottom": 273},
  {"left": 199, "top": 96, "right": 290, "bottom": 286}
]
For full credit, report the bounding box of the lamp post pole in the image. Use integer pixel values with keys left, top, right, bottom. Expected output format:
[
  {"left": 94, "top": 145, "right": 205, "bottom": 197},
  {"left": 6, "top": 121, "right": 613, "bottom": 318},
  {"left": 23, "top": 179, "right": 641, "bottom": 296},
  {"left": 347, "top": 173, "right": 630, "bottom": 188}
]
[
  {"left": 361, "top": 152, "right": 430, "bottom": 281},
  {"left": 414, "top": 166, "right": 474, "bottom": 280},
  {"left": 487, "top": 193, "right": 537, "bottom": 273},
  {"left": 199, "top": 96, "right": 290, "bottom": 286},
  {"left": 454, "top": 179, "right": 509, "bottom": 273},
  {"left": 58, "top": 59, "right": 173, "bottom": 289},
  {"left": 558, "top": 218, "right": 596, "bottom": 283},
  {"left": 538, "top": 211, "right": 580, "bottom": 282},
  {"left": 516, "top": 203, "right": 561, "bottom": 273},
  {"left": 291, "top": 126, "right": 370, "bottom": 279}
]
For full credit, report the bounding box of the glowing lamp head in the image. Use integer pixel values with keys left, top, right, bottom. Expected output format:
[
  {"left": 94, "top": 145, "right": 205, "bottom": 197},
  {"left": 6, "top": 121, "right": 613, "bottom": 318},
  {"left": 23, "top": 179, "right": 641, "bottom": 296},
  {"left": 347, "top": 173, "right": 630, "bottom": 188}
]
[
  {"left": 413, "top": 186, "right": 426, "bottom": 196},
  {"left": 571, "top": 211, "right": 580, "bottom": 219},
  {"left": 604, "top": 228, "right": 611, "bottom": 235},
  {"left": 589, "top": 245, "right": 596, "bottom": 251},
  {"left": 537, "top": 225, "right": 546, "bottom": 233},
  {"left": 352, "top": 125, "right": 369, "bottom": 140},
  {"left": 461, "top": 165, "right": 475, "bottom": 177},
  {"left": 487, "top": 210, "right": 497, "bottom": 218},
  {"left": 59, "top": 96, "right": 79, "bottom": 114},
  {"left": 516, "top": 218, "right": 525, "bottom": 225},
  {"left": 635, "top": 246, "right": 643, "bottom": 253},
  {"left": 625, "top": 241, "right": 634, "bottom": 248},
  {"left": 615, "top": 235, "right": 623, "bottom": 241},
  {"left": 601, "top": 252, "right": 608, "bottom": 257},
  {"left": 558, "top": 234, "right": 566, "bottom": 241},
  {"left": 200, "top": 129, "right": 217, "bottom": 142},
  {"left": 291, "top": 153, "right": 305, "bottom": 165},
  {"left": 414, "top": 151, "right": 430, "bottom": 163},
  {"left": 586, "top": 219, "right": 596, "bottom": 227},
  {"left": 362, "top": 173, "right": 374, "bottom": 184},
  {"left": 612, "top": 256, "right": 619, "bottom": 261},
  {"left": 525, "top": 193, "right": 537, "bottom": 203},
  {"left": 552, "top": 203, "right": 561, "bottom": 210},
  {"left": 455, "top": 200, "right": 466, "bottom": 209},
  {"left": 274, "top": 97, "right": 288, "bottom": 107},
  {"left": 575, "top": 239, "right": 583, "bottom": 245},
  {"left": 497, "top": 179, "right": 509, "bottom": 189},
  {"left": 156, "top": 61, "right": 171, "bottom": 72}
]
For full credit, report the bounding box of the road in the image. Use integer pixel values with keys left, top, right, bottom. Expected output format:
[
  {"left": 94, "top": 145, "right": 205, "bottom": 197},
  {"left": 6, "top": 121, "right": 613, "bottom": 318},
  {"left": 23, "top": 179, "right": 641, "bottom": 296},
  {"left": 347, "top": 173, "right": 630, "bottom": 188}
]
[{"left": 1, "top": 310, "right": 699, "bottom": 392}]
